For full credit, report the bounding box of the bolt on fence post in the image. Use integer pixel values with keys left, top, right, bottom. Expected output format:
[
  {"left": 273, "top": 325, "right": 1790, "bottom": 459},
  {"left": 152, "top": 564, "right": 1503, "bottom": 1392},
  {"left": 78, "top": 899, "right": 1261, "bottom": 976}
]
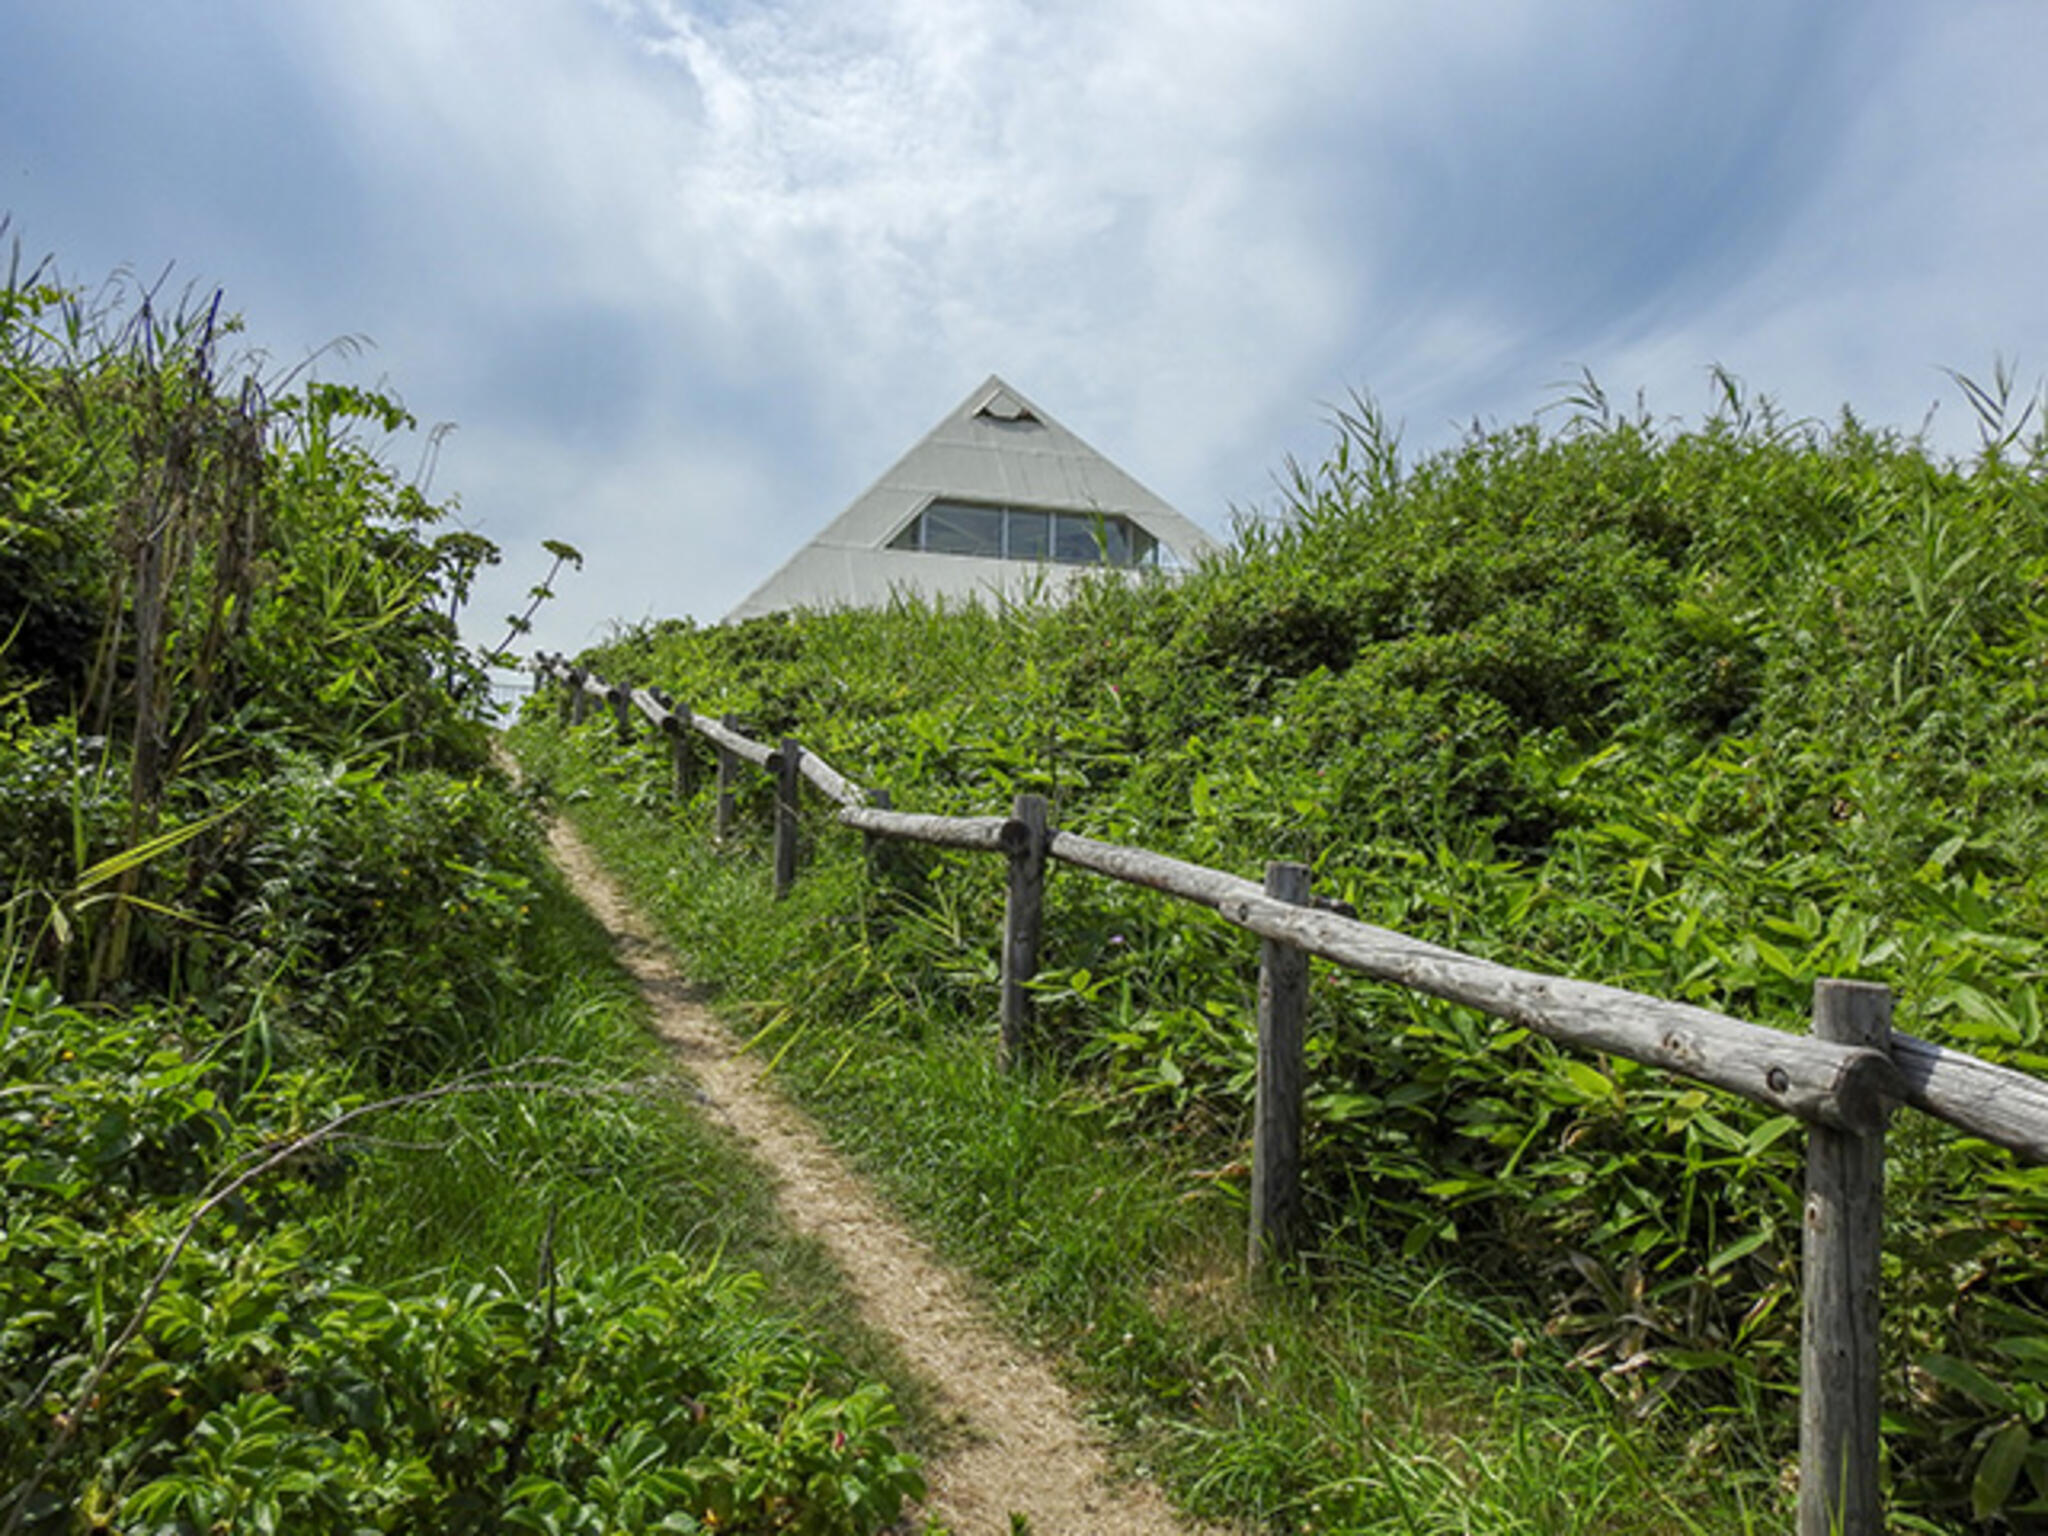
[
  {"left": 773, "top": 737, "right": 802, "bottom": 898},
  {"left": 1249, "top": 860, "right": 1312, "bottom": 1278},
  {"left": 661, "top": 712, "right": 695, "bottom": 803},
  {"left": 999, "top": 792, "right": 1051, "bottom": 1069},
  {"left": 714, "top": 715, "right": 739, "bottom": 843},
  {"left": 1800, "top": 978, "right": 1892, "bottom": 1536}
]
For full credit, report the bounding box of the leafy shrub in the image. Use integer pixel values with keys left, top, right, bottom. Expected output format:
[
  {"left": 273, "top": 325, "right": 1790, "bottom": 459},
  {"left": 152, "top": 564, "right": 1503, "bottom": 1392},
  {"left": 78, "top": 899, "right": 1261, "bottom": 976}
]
[
  {"left": 214, "top": 754, "right": 546, "bottom": 1081},
  {"left": 1, "top": 981, "right": 922, "bottom": 1535},
  {"left": 552, "top": 376, "right": 2048, "bottom": 1526},
  {"left": 2, "top": 246, "right": 925, "bottom": 1535}
]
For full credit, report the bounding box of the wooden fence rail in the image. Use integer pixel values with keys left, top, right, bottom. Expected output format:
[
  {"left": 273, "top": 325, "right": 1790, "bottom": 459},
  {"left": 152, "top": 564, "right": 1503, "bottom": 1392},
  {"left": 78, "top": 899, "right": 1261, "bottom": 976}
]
[{"left": 529, "top": 651, "right": 2048, "bottom": 1535}]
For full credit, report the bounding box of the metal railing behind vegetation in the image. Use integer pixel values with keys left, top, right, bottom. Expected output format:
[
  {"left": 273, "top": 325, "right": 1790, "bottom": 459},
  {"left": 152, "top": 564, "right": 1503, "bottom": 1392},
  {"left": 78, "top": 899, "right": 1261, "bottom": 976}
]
[{"left": 532, "top": 652, "right": 2048, "bottom": 1536}]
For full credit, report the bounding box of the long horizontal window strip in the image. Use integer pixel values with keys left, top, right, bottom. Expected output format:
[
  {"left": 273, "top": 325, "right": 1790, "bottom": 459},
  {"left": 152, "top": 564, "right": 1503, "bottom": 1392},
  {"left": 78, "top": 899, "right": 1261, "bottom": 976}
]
[{"left": 886, "top": 500, "right": 1160, "bottom": 568}]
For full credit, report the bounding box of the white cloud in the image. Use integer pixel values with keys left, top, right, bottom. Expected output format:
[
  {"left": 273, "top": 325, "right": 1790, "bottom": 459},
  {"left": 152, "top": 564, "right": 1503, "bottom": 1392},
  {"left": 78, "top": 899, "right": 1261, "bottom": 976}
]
[
  {"left": 1555, "top": 1, "right": 2048, "bottom": 460},
  {"left": 452, "top": 417, "right": 787, "bottom": 651},
  {"left": 12, "top": 0, "right": 2043, "bottom": 650}
]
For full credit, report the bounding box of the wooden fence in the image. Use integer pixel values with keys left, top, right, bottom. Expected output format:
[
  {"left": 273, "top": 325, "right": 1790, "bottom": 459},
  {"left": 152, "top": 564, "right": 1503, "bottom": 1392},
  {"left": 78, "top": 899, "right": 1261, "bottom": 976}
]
[{"left": 532, "top": 652, "right": 2048, "bottom": 1536}]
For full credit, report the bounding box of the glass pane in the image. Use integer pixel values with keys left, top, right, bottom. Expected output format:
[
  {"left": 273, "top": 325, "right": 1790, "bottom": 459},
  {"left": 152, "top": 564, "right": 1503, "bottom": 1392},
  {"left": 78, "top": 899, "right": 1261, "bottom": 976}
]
[
  {"left": 922, "top": 502, "right": 1004, "bottom": 556},
  {"left": 1098, "top": 517, "right": 1137, "bottom": 567},
  {"left": 1006, "top": 508, "right": 1051, "bottom": 560},
  {"left": 887, "top": 518, "right": 922, "bottom": 551},
  {"left": 1053, "top": 512, "right": 1103, "bottom": 564},
  {"left": 1129, "top": 524, "right": 1158, "bottom": 566}
]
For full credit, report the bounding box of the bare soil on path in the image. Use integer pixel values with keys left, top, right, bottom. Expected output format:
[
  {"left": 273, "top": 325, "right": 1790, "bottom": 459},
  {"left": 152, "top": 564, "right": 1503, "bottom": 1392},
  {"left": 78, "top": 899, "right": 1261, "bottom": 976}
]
[{"left": 545, "top": 816, "right": 1223, "bottom": 1536}]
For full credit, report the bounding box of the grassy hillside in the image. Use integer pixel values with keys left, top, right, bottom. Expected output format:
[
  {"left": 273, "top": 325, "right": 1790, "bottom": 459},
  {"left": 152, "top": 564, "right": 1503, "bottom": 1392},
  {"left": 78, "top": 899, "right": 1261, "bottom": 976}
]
[
  {"left": 545, "top": 377, "right": 2048, "bottom": 1530},
  {"left": 1, "top": 258, "right": 924, "bottom": 1533}
]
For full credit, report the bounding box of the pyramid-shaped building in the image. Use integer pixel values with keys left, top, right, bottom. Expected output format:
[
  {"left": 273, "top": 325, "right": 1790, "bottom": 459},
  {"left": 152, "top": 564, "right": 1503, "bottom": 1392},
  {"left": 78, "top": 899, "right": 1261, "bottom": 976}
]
[{"left": 725, "top": 375, "right": 1216, "bottom": 621}]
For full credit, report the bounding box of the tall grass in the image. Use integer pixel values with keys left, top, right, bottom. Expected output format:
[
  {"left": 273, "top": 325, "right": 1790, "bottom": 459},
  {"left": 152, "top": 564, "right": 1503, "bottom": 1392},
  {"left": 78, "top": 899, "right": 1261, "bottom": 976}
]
[
  {"left": 1, "top": 243, "right": 934, "bottom": 1533},
  {"left": 514, "top": 716, "right": 1783, "bottom": 1532},
  {"left": 529, "top": 378, "right": 2048, "bottom": 1529},
  {"left": 313, "top": 863, "right": 948, "bottom": 1446}
]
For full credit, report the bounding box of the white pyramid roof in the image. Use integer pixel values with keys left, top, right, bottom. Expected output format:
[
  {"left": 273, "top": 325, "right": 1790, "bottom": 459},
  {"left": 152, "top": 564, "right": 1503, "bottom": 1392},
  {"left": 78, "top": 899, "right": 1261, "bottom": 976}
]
[{"left": 725, "top": 375, "right": 1217, "bottom": 622}]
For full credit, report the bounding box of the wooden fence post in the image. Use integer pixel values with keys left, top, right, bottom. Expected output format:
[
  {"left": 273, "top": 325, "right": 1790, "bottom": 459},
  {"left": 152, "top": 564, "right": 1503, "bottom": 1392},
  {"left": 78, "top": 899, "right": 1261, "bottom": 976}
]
[
  {"left": 1800, "top": 978, "right": 1892, "bottom": 1536},
  {"left": 999, "top": 793, "right": 1051, "bottom": 1068},
  {"left": 608, "top": 685, "right": 633, "bottom": 744},
  {"left": 545, "top": 659, "right": 567, "bottom": 725},
  {"left": 567, "top": 668, "right": 588, "bottom": 726},
  {"left": 714, "top": 715, "right": 739, "bottom": 843},
  {"left": 773, "top": 737, "right": 802, "bottom": 898},
  {"left": 1249, "top": 860, "right": 1312, "bottom": 1277},
  {"left": 661, "top": 713, "right": 695, "bottom": 803}
]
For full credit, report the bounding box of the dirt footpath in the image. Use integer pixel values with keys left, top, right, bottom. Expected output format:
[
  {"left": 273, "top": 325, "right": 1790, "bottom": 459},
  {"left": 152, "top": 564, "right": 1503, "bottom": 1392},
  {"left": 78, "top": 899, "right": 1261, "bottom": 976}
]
[{"left": 546, "top": 817, "right": 1221, "bottom": 1536}]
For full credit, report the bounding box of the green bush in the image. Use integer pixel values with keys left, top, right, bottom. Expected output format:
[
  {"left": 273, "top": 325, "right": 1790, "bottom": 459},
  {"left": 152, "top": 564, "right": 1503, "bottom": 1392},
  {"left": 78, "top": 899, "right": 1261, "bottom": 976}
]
[
  {"left": 1, "top": 248, "right": 925, "bottom": 1535},
  {"left": 214, "top": 755, "right": 545, "bottom": 1081},
  {"left": 552, "top": 378, "right": 2048, "bottom": 1527},
  {"left": 1, "top": 926, "right": 923, "bottom": 1536}
]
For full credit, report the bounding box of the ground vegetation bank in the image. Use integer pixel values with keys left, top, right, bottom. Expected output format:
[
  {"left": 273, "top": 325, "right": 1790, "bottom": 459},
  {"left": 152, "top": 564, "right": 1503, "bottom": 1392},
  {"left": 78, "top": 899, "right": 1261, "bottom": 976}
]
[
  {"left": 1, "top": 250, "right": 924, "bottom": 1533},
  {"left": 541, "top": 378, "right": 2048, "bottom": 1531}
]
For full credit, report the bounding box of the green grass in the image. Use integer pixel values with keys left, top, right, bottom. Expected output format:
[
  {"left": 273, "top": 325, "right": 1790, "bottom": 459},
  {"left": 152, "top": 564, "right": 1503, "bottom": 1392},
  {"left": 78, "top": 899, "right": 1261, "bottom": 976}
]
[
  {"left": 546, "top": 383, "right": 2048, "bottom": 1531},
  {"left": 312, "top": 856, "right": 951, "bottom": 1454},
  {"left": 513, "top": 715, "right": 1786, "bottom": 1533},
  {"left": 0, "top": 250, "right": 939, "bottom": 1533}
]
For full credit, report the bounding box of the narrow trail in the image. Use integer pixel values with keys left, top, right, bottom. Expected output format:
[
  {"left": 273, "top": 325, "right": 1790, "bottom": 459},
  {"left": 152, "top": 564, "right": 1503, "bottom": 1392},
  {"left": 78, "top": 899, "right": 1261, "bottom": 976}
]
[{"left": 545, "top": 816, "right": 1221, "bottom": 1536}]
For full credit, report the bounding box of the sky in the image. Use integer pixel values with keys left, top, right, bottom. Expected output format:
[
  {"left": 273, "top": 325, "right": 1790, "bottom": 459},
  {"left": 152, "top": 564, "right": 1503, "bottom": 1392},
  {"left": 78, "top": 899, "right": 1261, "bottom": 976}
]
[{"left": 5, "top": 1, "right": 2045, "bottom": 663}]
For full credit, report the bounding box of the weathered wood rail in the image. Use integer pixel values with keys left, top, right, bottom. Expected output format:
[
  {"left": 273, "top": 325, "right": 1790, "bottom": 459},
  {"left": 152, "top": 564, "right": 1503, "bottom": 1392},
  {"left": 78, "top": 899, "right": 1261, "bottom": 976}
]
[{"left": 531, "top": 651, "right": 2048, "bottom": 1535}]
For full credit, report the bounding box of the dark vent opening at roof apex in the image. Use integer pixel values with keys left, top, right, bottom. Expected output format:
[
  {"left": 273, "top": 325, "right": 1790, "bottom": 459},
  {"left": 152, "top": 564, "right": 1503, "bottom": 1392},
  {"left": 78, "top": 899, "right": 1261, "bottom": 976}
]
[{"left": 975, "top": 389, "right": 1040, "bottom": 425}]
